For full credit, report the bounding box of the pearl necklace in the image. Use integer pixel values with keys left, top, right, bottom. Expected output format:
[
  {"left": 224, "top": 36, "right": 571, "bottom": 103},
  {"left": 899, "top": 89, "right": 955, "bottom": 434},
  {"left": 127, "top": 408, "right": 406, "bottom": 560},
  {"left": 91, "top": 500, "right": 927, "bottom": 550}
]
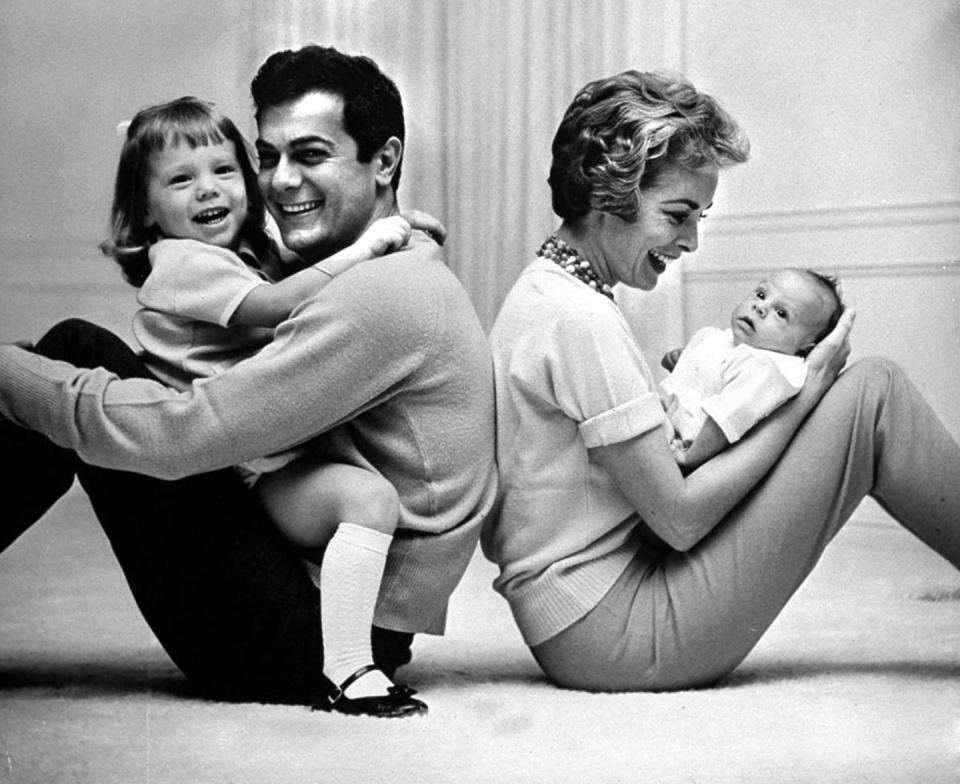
[{"left": 537, "top": 235, "right": 614, "bottom": 301}]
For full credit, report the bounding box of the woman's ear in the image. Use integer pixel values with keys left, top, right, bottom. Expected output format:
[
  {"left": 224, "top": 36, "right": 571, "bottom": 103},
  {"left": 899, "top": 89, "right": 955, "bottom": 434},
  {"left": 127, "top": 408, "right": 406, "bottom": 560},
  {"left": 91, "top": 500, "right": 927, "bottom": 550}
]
[{"left": 373, "top": 136, "right": 403, "bottom": 188}]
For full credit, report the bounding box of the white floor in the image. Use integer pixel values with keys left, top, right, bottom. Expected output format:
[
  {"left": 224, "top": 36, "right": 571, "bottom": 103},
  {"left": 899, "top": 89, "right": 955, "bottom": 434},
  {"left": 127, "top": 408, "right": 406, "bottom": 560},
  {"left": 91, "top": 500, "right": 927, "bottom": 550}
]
[{"left": 1, "top": 488, "right": 958, "bottom": 784}]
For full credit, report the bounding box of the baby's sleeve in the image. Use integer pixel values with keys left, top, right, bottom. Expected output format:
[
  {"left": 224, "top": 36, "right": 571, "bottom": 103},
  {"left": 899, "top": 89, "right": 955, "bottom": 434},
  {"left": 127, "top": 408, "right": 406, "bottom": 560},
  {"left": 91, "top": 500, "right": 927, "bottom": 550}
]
[{"left": 701, "top": 353, "right": 802, "bottom": 443}]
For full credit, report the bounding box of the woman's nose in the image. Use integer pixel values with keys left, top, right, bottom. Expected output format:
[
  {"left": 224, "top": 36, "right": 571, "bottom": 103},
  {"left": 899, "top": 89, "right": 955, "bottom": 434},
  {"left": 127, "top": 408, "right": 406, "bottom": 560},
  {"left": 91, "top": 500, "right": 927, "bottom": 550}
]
[{"left": 676, "top": 220, "right": 699, "bottom": 253}]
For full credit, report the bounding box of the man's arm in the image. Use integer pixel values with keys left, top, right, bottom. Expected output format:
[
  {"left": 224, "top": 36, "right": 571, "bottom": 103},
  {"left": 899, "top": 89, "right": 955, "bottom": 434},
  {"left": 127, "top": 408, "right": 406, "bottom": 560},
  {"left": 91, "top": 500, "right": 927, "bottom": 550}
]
[{"left": 0, "top": 243, "right": 442, "bottom": 480}]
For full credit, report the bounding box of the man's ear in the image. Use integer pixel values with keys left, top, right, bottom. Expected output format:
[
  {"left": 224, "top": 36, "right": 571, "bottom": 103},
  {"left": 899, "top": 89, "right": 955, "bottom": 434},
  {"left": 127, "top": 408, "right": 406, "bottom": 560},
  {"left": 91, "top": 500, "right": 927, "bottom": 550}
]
[{"left": 373, "top": 136, "right": 402, "bottom": 188}]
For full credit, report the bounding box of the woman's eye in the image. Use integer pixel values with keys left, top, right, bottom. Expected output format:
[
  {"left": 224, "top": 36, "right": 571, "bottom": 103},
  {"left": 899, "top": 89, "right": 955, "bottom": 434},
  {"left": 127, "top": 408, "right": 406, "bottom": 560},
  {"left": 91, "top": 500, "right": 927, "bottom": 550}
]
[{"left": 666, "top": 212, "right": 687, "bottom": 225}]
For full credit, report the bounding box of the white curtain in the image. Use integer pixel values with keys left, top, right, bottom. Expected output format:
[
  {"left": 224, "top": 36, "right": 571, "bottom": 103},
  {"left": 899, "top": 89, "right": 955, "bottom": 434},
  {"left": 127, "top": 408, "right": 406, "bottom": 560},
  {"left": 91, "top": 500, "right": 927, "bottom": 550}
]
[{"left": 240, "top": 0, "right": 687, "bottom": 346}]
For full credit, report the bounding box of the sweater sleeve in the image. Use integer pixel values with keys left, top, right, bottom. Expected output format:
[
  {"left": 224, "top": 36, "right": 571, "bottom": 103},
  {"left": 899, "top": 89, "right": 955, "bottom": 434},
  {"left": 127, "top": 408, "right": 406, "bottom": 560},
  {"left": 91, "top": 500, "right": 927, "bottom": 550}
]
[
  {"left": 0, "top": 249, "right": 438, "bottom": 480},
  {"left": 545, "top": 298, "right": 665, "bottom": 448}
]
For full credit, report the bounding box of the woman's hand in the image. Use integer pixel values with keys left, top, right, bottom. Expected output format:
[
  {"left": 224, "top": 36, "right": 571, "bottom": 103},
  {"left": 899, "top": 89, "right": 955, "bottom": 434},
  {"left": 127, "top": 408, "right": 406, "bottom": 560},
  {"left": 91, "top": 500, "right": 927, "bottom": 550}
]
[{"left": 800, "top": 308, "right": 856, "bottom": 401}]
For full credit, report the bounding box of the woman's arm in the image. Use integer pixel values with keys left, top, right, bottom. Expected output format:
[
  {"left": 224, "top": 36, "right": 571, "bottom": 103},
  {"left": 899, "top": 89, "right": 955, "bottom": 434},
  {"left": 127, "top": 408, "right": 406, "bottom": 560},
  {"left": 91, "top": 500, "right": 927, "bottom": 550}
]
[{"left": 592, "top": 310, "right": 855, "bottom": 551}]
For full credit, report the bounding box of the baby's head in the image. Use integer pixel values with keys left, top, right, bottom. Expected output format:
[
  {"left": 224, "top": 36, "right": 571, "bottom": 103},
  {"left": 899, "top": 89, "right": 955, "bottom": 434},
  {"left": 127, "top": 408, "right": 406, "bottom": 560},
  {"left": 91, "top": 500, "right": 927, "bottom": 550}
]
[{"left": 730, "top": 268, "right": 843, "bottom": 356}]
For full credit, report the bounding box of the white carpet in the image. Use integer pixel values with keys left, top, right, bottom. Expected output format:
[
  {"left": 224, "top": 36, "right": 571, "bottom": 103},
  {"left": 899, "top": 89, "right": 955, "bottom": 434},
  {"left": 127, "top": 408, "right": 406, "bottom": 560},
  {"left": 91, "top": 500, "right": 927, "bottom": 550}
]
[{"left": 1, "top": 487, "right": 958, "bottom": 783}]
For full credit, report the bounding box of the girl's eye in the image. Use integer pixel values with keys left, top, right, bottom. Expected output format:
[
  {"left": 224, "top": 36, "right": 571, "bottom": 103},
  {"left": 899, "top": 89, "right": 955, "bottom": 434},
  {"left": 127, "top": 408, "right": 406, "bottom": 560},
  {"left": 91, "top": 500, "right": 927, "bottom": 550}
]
[
  {"left": 215, "top": 165, "right": 237, "bottom": 175},
  {"left": 168, "top": 174, "right": 191, "bottom": 186}
]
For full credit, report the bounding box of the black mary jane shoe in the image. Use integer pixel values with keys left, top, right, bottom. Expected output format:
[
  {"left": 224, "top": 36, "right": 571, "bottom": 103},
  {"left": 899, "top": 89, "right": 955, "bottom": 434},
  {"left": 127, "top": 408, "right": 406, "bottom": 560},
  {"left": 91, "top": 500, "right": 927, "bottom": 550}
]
[{"left": 314, "top": 665, "right": 428, "bottom": 718}]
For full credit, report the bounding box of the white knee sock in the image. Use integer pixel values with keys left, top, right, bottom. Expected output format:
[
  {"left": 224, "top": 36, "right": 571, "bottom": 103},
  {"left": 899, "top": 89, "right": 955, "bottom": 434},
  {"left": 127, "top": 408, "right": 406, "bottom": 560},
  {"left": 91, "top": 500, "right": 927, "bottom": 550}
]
[{"left": 308, "top": 523, "right": 394, "bottom": 695}]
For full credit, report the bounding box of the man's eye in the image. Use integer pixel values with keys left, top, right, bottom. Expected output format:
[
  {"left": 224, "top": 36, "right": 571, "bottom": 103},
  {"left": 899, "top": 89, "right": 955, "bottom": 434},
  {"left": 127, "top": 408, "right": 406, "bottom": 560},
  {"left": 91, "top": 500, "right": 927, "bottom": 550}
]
[
  {"left": 257, "top": 152, "right": 278, "bottom": 169},
  {"left": 298, "top": 148, "right": 328, "bottom": 164}
]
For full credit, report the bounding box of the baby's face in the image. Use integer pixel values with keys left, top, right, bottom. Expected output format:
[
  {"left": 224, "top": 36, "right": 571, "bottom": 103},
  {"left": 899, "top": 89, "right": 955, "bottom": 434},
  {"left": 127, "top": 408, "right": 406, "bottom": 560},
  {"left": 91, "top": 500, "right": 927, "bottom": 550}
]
[{"left": 730, "top": 270, "right": 832, "bottom": 355}]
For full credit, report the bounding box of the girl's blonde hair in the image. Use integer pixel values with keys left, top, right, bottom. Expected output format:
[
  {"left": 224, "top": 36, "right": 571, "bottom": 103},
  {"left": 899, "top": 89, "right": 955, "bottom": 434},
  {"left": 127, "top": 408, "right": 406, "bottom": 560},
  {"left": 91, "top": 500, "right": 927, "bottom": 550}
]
[{"left": 100, "top": 96, "right": 276, "bottom": 287}]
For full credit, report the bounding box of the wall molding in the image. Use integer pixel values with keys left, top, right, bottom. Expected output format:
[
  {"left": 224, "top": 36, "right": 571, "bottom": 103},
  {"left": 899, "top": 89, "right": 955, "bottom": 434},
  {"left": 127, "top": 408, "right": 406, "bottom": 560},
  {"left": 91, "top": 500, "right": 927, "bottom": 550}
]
[
  {"left": 706, "top": 200, "right": 960, "bottom": 236},
  {"left": 687, "top": 259, "right": 960, "bottom": 283}
]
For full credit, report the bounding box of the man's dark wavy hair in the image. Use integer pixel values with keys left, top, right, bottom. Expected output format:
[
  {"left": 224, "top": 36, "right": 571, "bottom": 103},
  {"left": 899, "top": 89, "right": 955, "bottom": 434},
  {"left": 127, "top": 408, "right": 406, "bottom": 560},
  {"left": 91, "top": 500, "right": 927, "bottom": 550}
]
[{"left": 251, "top": 45, "right": 405, "bottom": 190}]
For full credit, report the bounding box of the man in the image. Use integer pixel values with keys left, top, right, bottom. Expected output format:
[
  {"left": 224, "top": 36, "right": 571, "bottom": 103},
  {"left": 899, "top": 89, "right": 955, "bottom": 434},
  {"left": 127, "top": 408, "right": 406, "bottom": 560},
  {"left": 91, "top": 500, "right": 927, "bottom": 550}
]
[{"left": 0, "top": 46, "right": 497, "bottom": 708}]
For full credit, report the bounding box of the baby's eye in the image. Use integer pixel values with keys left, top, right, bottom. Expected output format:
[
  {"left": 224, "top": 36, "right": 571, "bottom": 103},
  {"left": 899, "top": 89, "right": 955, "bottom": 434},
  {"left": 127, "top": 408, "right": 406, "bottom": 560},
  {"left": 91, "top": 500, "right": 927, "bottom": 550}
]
[
  {"left": 775, "top": 308, "right": 788, "bottom": 319},
  {"left": 755, "top": 289, "right": 766, "bottom": 299}
]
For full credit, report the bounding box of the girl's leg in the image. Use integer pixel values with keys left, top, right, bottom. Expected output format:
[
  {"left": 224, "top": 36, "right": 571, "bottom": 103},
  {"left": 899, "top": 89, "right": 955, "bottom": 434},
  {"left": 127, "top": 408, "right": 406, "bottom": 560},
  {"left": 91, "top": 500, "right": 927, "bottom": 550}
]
[
  {"left": 258, "top": 462, "right": 424, "bottom": 714},
  {"left": 18, "top": 319, "right": 413, "bottom": 703},
  {"left": 536, "top": 357, "right": 960, "bottom": 691}
]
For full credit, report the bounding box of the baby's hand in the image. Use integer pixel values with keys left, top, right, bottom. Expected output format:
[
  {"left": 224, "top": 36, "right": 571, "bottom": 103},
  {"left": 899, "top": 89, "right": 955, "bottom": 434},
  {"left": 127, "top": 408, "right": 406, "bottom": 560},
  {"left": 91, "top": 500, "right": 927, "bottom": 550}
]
[
  {"left": 401, "top": 209, "right": 447, "bottom": 246},
  {"left": 358, "top": 216, "right": 413, "bottom": 258},
  {"left": 661, "top": 348, "right": 683, "bottom": 372}
]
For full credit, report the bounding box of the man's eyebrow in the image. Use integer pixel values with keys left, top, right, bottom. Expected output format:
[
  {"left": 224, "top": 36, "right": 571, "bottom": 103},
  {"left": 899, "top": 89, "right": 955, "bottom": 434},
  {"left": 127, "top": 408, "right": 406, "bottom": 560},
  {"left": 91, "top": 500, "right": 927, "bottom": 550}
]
[{"left": 255, "top": 135, "right": 333, "bottom": 149}]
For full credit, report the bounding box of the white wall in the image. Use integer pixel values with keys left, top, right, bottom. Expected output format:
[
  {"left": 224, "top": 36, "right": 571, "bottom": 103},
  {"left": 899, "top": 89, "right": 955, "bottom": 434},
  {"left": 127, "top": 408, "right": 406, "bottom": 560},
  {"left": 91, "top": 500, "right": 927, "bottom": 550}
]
[
  {"left": 675, "top": 0, "right": 960, "bottom": 440},
  {"left": 0, "top": 0, "right": 250, "bottom": 343},
  {"left": 1, "top": 0, "right": 957, "bottom": 443}
]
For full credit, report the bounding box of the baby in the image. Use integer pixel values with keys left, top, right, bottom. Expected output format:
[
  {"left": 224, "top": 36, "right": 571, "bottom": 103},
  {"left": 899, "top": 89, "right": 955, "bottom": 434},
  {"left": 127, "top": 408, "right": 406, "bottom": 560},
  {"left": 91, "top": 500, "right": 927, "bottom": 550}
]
[{"left": 660, "top": 268, "right": 843, "bottom": 469}]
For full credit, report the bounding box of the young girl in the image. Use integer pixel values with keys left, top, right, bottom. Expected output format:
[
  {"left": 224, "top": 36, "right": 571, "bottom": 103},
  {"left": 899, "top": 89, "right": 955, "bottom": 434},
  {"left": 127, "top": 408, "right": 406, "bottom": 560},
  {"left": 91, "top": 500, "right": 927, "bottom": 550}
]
[{"left": 100, "top": 96, "right": 438, "bottom": 717}]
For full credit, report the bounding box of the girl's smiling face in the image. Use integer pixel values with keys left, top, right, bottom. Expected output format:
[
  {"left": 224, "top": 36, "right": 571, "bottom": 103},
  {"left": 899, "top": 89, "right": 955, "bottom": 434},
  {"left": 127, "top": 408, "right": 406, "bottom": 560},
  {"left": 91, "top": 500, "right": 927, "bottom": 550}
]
[
  {"left": 588, "top": 164, "right": 718, "bottom": 291},
  {"left": 145, "top": 139, "right": 249, "bottom": 251}
]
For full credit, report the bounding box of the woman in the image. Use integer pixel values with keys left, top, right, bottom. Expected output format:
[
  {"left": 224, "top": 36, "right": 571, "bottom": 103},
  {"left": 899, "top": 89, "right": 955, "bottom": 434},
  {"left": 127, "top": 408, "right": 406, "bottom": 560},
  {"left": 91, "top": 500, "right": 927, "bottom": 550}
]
[{"left": 483, "top": 70, "right": 960, "bottom": 691}]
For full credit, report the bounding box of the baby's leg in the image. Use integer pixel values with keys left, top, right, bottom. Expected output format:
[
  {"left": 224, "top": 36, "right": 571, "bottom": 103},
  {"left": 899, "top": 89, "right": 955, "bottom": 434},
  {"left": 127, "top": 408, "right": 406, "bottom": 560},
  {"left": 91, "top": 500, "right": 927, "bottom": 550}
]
[{"left": 256, "top": 461, "right": 423, "bottom": 715}]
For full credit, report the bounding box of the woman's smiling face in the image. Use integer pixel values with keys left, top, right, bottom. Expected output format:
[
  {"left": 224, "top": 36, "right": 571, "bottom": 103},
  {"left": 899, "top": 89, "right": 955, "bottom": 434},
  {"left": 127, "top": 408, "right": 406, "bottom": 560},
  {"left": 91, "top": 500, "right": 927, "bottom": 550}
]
[{"left": 594, "top": 164, "right": 718, "bottom": 291}]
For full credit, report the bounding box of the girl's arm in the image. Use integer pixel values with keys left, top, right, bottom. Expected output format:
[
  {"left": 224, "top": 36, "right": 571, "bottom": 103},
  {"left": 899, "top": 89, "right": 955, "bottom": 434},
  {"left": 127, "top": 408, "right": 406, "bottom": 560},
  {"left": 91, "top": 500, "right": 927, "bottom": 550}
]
[
  {"left": 591, "top": 310, "right": 855, "bottom": 551},
  {"left": 231, "top": 210, "right": 445, "bottom": 328}
]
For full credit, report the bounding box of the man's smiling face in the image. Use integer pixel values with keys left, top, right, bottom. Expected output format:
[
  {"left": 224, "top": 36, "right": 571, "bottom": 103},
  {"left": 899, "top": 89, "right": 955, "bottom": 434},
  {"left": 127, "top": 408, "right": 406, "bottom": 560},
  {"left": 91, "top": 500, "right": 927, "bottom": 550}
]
[{"left": 255, "top": 91, "right": 383, "bottom": 262}]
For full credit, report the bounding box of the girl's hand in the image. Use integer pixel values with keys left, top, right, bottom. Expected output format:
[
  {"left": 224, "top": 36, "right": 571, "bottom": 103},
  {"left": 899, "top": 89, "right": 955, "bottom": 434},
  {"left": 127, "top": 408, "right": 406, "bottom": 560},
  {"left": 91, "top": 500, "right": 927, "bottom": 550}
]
[
  {"left": 801, "top": 308, "right": 856, "bottom": 400},
  {"left": 358, "top": 215, "right": 413, "bottom": 258},
  {"left": 401, "top": 209, "right": 447, "bottom": 246}
]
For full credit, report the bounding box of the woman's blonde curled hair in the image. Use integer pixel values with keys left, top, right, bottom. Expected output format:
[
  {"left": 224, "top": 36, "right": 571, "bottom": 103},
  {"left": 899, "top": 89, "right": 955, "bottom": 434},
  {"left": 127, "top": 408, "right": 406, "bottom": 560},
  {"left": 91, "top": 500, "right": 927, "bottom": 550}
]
[{"left": 548, "top": 71, "right": 750, "bottom": 223}]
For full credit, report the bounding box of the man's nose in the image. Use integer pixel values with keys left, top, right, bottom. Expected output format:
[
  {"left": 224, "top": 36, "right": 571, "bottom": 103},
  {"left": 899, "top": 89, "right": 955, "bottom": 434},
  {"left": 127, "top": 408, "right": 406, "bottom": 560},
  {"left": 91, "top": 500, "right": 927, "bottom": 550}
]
[{"left": 272, "top": 157, "right": 301, "bottom": 189}]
